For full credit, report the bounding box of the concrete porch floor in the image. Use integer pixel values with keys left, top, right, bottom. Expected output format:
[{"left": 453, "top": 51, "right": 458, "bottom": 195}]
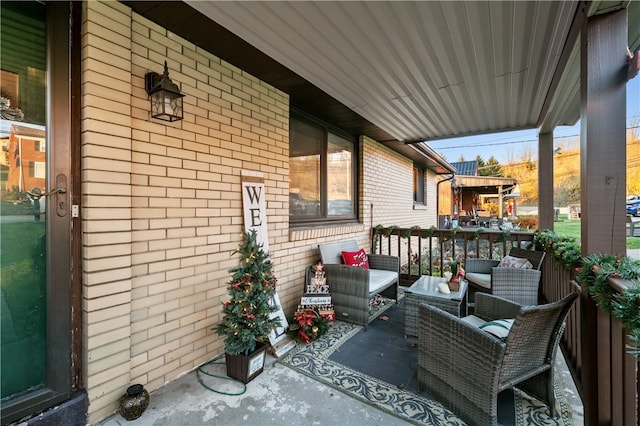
[
  {"left": 97, "top": 340, "right": 584, "bottom": 426},
  {"left": 97, "top": 351, "right": 414, "bottom": 426},
  {"left": 95, "top": 250, "right": 640, "bottom": 425}
]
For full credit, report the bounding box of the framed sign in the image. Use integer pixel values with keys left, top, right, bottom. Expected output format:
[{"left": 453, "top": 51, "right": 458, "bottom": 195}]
[
  {"left": 248, "top": 350, "right": 266, "bottom": 377},
  {"left": 268, "top": 292, "right": 296, "bottom": 357}
]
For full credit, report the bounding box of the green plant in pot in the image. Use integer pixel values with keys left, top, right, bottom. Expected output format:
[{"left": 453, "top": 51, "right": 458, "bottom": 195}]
[
  {"left": 215, "top": 230, "right": 281, "bottom": 383},
  {"left": 447, "top": 258, "right": 463, "bottom": 291},
  {"left": 448, "top": 259, "right": 458, "bottom": 275}
]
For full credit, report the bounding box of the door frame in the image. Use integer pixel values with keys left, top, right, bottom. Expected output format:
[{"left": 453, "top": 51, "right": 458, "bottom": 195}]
[{"left": 1, "top": 1, "right": 82, "bottom": 423}]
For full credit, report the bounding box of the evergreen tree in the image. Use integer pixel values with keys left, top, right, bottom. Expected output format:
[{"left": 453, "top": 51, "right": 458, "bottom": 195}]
[
  {"left": 475, "top": 155, "right": 485, "bottom": 172},
  {"left": 216, "top": 230, "right": 281, "bottom": 355},
  {"left": 480, "top": 156, "right": 504, "bottom": 177}
]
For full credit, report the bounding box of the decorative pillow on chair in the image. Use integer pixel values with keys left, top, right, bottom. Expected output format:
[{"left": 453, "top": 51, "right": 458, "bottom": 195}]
[
  {"left": 479, "top": 318, "right": 514, "bottom": 341},
  {"left": 341, "top": 248, "right": 370, "bottom": 269},
  {"left": 497, "top": 255, "right": 533, "bottom": 269}
]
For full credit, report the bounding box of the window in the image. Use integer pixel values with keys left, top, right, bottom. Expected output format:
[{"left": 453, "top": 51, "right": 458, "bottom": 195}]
[
  {"left": 289, "top": 111, "right": 356, "bottom": 224},
  {"left": 34, "top": 161, "right": 45, "bottom": 178},
  {"left": 413, "top": 165, "right": 425, "bottom": 204}
]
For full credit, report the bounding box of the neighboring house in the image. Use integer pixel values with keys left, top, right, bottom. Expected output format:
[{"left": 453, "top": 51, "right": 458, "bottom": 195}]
[
  {"left": 5, "top": 123, "right": 46, "bottom": 194},
  {"left": 440, "top": 160, "right": 518, "bottom": 222}
]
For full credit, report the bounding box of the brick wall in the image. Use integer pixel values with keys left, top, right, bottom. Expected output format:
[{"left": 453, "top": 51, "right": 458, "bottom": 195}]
[
  {"left": 81, "top": 2, "right": 439, "bottom": 423},
  {"left": 82, "top": 2, "right": 134, "bottom": 423},
  {"left": 361, "top": 135, "right": 439, "bottom": 229}
]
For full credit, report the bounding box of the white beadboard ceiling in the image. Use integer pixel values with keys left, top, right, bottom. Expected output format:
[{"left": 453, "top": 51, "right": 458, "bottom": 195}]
[{"left": 184, "top": 0, "right": 637, "bottom": 146}]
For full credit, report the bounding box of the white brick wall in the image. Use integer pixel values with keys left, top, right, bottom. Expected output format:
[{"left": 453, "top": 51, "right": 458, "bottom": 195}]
[
  {"left": 82, "top": 2, "right": 440, "bottom": 423},
  {"left": 361, "top": 136, "right": 439, "bottom": 230}
]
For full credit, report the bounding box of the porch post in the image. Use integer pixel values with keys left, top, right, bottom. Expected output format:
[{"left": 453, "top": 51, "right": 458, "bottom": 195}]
[
  {"left": 538, "top": 131, "right": 554, "bottom": 230},
  {"left": 580, "top": 8, "right": 628, "bottom": 426}
]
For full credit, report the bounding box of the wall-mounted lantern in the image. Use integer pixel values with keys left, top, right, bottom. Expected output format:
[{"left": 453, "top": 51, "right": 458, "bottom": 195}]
[{"left": 144, "top": 61, "right": 184, "bottom": 122}]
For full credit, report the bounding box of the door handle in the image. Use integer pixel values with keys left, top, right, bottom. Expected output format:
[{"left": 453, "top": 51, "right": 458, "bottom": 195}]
[
  {"left": 55, "top": 174, "right": 67, "bottom": 217},
  {"left": 27, "top": 174, "right": 68, "bottom": 217}
]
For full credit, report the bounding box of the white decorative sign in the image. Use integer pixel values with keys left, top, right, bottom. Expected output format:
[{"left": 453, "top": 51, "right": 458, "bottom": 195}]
[
  {"left": 268, "top": 292, "right": 296, "bottom": 357},
  {"left": 300, "top": 296, "right": 332, "bottom": 305},
  {"left": 241, "top": 171, "right": 295, "bottom": 357},
  {"left": 241, "top": 170, "right": 268, "bottom": 252},
  {"left": 248, "top": 350, "right": 266, "bottom": 377}
]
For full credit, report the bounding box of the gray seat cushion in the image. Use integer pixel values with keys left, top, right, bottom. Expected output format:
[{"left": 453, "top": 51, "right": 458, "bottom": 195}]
[
  {"left": 368, "top": 269, "right": 398, "bottom": 295},
  {"left": 466, "top": 272, "right": 491, "bottom": 289}
]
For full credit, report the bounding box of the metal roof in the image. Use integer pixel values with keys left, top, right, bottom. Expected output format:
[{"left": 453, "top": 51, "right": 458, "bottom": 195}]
[
  {"left": 451, "top": 161, "right": 478, "bottom": 177},
  {"left": 123, "top": 1, "right": 640, "bottom": 173}
]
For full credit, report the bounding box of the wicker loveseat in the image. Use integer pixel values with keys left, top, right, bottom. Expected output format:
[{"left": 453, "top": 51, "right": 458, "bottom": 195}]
[
  {"left": 465, "top": 247, "right": 546, "bottom": 305},
  {"left": 318, "top": 240, "right": 399, "bottom": 327},
  {"left": 417, "top": 289, "right": 579, "bottom": 426}
]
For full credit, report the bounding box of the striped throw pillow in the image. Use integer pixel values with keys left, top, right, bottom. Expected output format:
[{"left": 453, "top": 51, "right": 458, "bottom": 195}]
[{"left": 479, "top": 319, "right": 514, "bottom": 341}]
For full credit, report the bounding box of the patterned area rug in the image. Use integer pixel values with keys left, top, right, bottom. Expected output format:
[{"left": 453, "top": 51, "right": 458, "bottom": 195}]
[{"left": 277, "top": 318, "right": 574, "bottom": 426}]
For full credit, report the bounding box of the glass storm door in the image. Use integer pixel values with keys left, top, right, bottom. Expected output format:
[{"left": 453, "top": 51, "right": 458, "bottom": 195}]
[{"left": 1, "top": 2, "right": 73, "bottom": 423}]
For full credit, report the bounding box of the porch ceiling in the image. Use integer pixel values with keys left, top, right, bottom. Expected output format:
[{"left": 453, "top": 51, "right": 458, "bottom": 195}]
[{"left": 123, "top": 1, "right": 639, "bottom": 172}]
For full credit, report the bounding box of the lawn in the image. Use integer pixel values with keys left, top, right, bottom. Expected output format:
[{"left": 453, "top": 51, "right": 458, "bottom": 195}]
[{"left": 552, "top": 218, "right": 640, "bottom": 249}]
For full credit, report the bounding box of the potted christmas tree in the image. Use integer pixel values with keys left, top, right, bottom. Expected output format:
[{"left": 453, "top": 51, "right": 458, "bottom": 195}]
[{"left": 215, "top": 230, "right": 281, "bottom": 383}]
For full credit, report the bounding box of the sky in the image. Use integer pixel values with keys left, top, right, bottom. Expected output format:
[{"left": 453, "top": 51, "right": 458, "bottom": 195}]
[{"left": 427, "top": 76, "right": 640, "bottom": 164}]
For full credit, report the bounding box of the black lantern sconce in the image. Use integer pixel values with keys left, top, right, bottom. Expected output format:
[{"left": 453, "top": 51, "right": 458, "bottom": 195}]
[{"left": 144, "top": 61, "right": 184, "bottom": 122}]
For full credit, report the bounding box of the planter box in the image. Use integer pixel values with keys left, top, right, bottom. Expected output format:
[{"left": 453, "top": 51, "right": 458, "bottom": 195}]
[{"left": 225, "top": 342, "right": 267, "bottom": 383}]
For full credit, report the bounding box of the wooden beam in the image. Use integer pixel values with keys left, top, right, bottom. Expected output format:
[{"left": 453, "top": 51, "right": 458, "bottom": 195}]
[
  {"left": 538, "top": 131, "right": 555, "bottom": 230},
  {"left": 580, "top": 8, "right": 630, "bottom": 426}
]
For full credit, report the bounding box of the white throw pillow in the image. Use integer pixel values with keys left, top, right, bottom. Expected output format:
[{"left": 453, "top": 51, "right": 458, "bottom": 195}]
[{"left": 497, "top": 255, "right": 533, "bottom": 269}]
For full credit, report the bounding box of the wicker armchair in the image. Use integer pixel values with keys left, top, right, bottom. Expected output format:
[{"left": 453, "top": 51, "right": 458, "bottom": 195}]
[
  {"left": 465, "top": 247, "right": 545, "bottom": 305},
  {"left": 417, "top": 289, "right": 579, "bottom": 426},
  {"left": 318, "top": 241, "right": 399, "bottom": 327}
]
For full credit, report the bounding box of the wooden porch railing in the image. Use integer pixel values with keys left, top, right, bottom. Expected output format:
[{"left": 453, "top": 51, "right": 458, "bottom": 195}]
[
  {"left": 541, "top": 256, "right": 639, "bottom": 425},
  {"left": 372, "top": 226, "right": 639, "bottom": 426},
  {"left": 370, "top": 226, "right": 536, "bottom": 285}
]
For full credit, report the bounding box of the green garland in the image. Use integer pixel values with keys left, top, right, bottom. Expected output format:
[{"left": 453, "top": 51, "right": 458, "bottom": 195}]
[
  {"left": 372, "top": 224, "right": 384, "bottom": 254},
  {"left": 420, "top": 226, "right": 437, "bottom": 239},
  {"left": 532, "top": 229, "right": 582, "bottom": 270},
  {"left": 442, "top": 225, "right": 462, "bottom": 242},
  {"left": 575, "top": 253, "right": 640, "bottom": 358},
  {"left": 496, "top": 228, "right": 511, "bottom": 243},
  {"left": 401, "top": 225, "right": 420, "bottom": 239},
  {"left": 523, "top": 229, "right": 640, "bottom": 358},
  {"left": 384, "top": 225, "right": 398, "bottom": 238},
  {"left": 471, "top": 227, "right": 485, "bottom": 241}
]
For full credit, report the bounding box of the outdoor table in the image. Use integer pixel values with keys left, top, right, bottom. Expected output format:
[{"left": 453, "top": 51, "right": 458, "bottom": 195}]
[{"left": 404, "top": 275, "right": 468, "bottom": 337}]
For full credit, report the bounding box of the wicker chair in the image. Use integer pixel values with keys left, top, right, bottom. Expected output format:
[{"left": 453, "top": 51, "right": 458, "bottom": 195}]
[
  {"left": 465, "top": 247, "right": 546, "bottom": 305},
  {"left": 318, "top": 241, "right": 399, "bottom": 327},
  {"left": 417, "top": 289, "right": 579, "bottom": 426}
]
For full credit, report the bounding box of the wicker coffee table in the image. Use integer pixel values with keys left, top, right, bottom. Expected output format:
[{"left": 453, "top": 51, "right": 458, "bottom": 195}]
[{"left": 404, "top": 275, "right": 468, "bottom": 337}]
